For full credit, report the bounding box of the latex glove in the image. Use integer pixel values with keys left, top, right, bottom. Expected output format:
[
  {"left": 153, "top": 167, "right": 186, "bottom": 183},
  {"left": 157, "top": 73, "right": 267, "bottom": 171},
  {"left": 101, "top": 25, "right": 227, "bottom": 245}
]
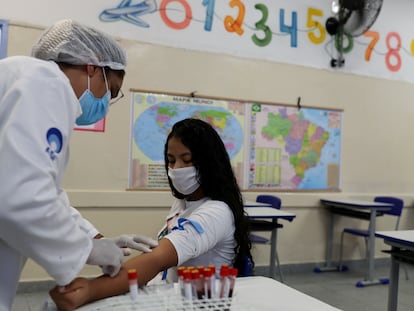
[
  {"left": 110, "top": 234, "right": 159, "bottom": 256},
  {"left": 86, "top": 238, "right": 124, "bottom": 277}
]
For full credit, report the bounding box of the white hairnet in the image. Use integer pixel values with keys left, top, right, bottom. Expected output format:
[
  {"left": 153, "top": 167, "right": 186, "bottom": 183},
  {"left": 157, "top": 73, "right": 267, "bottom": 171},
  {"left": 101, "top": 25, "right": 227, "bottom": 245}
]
[{"left": 31, "top": 19, "right": 126, "bottom": 70}]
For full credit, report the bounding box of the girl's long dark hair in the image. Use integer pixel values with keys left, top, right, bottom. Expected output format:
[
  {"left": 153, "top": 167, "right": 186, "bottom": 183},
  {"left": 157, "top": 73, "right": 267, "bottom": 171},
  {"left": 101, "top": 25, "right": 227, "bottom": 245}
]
[{"left": 164, "top": 118, "right": 254, "bottom": 274}]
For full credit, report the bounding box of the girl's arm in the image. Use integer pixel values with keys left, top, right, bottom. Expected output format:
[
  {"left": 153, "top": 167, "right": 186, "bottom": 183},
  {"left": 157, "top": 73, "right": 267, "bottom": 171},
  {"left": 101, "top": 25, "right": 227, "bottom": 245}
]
[{"left": 50, "top": 239, "right": 178, "bottom": 311}]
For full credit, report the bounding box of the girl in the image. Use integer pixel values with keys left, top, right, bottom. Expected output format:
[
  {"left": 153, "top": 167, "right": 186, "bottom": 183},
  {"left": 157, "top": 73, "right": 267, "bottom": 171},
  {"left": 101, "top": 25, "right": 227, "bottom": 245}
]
[{"left": 50, "top": 118, "right": 253, "bottom": 310}]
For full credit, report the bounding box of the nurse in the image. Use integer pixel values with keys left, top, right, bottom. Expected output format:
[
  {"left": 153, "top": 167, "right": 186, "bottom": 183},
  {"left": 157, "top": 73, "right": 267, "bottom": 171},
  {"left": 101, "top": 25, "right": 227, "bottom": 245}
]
[{"left": 0, "top": 19, "right": 157, "bottom": 311}]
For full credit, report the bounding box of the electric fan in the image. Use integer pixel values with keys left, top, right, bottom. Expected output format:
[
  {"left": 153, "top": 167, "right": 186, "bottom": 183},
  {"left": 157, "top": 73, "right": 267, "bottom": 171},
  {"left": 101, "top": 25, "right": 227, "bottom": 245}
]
[{"left": 325, "top": 0, "right": 383, "bottom": 67}]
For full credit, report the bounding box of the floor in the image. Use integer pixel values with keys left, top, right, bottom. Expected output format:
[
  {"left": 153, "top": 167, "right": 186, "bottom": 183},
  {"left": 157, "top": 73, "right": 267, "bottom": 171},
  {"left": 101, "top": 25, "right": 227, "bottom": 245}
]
[
  {"left": 285, "top": 263, "right": 414, "bottom": 311},
  {"left": 12, "top": 262, "right": 414, "bottom": 311}
]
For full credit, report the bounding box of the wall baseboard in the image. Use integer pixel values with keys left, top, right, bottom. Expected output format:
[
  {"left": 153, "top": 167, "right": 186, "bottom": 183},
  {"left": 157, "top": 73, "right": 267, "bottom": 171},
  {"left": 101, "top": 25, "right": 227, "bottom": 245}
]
[
  {"left": 253, "top": 257, "right": 391, "bottom": 277},
  {"left": 17, "top": 258, "right": 392, "bottom": 294}
]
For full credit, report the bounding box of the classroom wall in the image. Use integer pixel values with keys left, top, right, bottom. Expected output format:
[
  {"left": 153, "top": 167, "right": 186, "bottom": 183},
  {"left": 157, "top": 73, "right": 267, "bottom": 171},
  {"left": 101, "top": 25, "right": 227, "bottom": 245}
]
[{"left": 6, "top": 21, "right": 414, "bottom": 282}]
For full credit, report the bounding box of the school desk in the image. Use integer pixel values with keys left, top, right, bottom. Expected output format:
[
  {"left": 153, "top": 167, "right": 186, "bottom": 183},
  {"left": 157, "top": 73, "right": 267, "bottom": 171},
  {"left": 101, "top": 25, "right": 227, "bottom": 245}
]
[
  {"left": 375, "top": 230, "right": 414, "bottom": 311},
  {"left": 244, "top": 204, "right": 296, "bottom": 279},
  {"left": 316, "top": 198, "right": 393, "bottom": 287},
  {"left": 68, "top": 276, "right": 341, "bottom": 311}
]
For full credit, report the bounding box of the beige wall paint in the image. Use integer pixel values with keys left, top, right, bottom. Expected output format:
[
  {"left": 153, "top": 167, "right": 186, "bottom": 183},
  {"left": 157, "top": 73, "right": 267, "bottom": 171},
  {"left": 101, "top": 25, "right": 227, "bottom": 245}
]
[{"left": 6, "top": 22, "right": 414, "bottom": 282}]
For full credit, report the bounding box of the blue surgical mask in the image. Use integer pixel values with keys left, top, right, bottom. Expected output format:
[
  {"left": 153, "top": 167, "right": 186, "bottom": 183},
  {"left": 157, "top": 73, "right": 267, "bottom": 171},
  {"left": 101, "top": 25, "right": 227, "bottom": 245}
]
[{"left": 76, "top": 68, "right": 111, "bottom": 126}]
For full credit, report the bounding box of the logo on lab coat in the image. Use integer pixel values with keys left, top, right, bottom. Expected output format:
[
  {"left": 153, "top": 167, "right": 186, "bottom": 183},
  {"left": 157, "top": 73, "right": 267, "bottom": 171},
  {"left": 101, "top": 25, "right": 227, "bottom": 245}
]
[{"left": 45, "top": 127, "right": 63, "bottom": 160}]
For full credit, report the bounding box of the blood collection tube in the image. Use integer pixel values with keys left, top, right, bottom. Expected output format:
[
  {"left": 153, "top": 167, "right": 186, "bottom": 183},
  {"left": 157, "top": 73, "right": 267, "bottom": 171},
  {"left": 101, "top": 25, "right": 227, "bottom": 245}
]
[
  {"left": 207, "top": 264, "right": 216, "bottom": 298},
  {"left": 219, "top": 265, "right": 230, "bottom": 298},
  {"left": 177, "top": 266, "right": 186, "bottom": 296},
  {"left": 183, "top": 269, "right": 193, "bottom": 300},
  {"left": 191, "top": 269, "right": 204, "bottom": 299},
  {"left": 228, "top": 267, "right": 238, "bottom": 297},
  {"left": 197, "top": 266, "right": 205, "bottom": 297},
  {"left": 203, "top": 267, "right": 212, "bottom": 299},
  {"left": 197, "top": 266, "right": 205, "bottom": 287},
  {"left": 128, "top": 269, "right": 139, "bottom": 301}
]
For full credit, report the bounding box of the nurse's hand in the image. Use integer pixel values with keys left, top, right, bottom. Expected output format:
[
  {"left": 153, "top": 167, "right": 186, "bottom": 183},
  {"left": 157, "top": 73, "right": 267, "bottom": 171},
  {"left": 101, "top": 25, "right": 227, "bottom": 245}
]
[
  {"left": 49, "top": 278, "right": 90, "bottom": 311},
  {"left": 87, "top": 239, "right": 124, "bottom": 277},
  {"left": 110, "top": 234, "right": 159, "bottom": 255}
]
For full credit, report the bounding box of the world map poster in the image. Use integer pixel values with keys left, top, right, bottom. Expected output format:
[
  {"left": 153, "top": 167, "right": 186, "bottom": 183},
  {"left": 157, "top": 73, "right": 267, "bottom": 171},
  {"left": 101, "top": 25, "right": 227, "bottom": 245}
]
[
  {"left": 128, "top": 90, "right": 342, "bottom": 191},
  {"left": 128, "top": 91, "right": 245, "bottom": 190}
]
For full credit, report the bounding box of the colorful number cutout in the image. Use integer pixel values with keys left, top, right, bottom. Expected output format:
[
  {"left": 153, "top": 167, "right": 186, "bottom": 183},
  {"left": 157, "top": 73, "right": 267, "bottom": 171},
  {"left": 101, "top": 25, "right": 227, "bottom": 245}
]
[
  {"left": 307, "top": 8, "right": 326, "bottom": 45},
  {"left": 363, "top": 31, "right": 379, "bottom": 61},
  {"left": 160, "top": 0, "right": 192, "bottom": 30},
  {"left": 156, "top": 2, "right": 409, "bottom": 75},
  {"left": 411, "top": 39, "right": 414, "bottom": 56},
  {"left": 252, "top": 3, "right": 272, "bottom": 47},
  {"left": 224, "top": 0, "right": 245, "bottom": 35},
  {"left": 202, "top": 0, "right": 215, "bottom": 31},
  {"left": 279, "top": 9, "right": 298, "bottom": 47},
  {"left": 335, "top": 32, "right": 353, "bottom": 54},
  {"left": 385, "top": 32, "right": 402, "bottom": 72}
]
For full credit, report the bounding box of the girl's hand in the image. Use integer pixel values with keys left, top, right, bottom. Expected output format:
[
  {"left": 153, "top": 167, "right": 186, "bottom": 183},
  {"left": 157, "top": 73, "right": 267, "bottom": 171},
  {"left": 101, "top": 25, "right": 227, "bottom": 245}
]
[{"left": 49, "top": 278, "right": 91, "bottom": 311}]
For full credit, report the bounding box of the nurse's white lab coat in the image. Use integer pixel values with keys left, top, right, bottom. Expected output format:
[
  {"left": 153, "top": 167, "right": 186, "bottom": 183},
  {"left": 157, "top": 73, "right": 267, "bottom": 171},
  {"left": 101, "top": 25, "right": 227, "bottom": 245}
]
[{"left": 0, "top": 56, "right": 98, "bottom": 311}]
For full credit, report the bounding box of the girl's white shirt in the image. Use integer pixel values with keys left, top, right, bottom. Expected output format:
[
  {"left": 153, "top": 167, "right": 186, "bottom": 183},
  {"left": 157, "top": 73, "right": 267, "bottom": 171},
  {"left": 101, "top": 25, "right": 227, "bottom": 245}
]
[{"left": 159, "top": 197, "right": 235, "bottom": 283}]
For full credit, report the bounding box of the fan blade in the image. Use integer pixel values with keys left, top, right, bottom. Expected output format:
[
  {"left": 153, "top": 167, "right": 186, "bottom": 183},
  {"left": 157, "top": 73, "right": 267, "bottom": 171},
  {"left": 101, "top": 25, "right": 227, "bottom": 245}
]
[
  {"left": 343, "top": 0, "right": 383, "bottom": 37},
  {"left": 344, "top": 9, "right": 364, "bottom": 36}
]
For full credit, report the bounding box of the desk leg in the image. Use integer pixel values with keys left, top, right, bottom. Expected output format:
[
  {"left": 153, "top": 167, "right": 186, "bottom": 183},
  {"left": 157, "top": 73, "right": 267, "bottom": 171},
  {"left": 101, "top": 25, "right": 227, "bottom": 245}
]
[
  {"left": 388, "top": 247, "right": 400, "bottom": 311},
  {"left": 326, "top": 212, "right": 334, "bottom": 267},
  {"left": 314, "top": 212, "right": 338, "bottom": 272},
  {"left": 367, "top": 210, "right": 376, "bottom": 280},
  {"left": 269, "top": 227, "right": 276, "bottom": 278},
  {"left": 355, "top": 211, "right": 388, "bottom": 287},
  {"left": 269, "top": 224, "right": 284, "bottom": 283}
]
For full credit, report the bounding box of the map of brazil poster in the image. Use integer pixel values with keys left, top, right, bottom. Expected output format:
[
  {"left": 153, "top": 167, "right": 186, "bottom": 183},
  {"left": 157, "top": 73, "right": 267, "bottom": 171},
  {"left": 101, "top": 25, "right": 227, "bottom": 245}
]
[{"left": 128, "top": 90, "right": 342, "bottom": 191}]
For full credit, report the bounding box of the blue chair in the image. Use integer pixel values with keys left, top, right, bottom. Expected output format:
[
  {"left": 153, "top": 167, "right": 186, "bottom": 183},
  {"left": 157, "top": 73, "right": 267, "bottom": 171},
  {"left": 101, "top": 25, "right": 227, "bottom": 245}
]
[
  {"left": 238, "top": 255, "right": 254, "bottom": 277},
  {"left": 249, "top": 195, "right": 284, "bottom": 282},
  {"left": 338, "top": 196, "right": 408, "bottom": 279}
]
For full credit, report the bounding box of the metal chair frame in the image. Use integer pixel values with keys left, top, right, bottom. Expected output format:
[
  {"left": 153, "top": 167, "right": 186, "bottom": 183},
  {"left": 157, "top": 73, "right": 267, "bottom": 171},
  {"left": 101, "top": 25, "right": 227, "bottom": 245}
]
[
  {"left": 249, "top": 195, "right": 284, "bottom": 282},
  {"left": 338, "top": 196, "right": 408, "bottom": 280}
]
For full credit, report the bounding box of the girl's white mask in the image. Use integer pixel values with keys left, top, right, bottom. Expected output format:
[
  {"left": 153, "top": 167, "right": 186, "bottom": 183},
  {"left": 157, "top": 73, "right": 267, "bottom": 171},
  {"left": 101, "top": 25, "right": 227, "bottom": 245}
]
[{"left": 168, "top": 166, "right": 200, "bottom": 195}]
